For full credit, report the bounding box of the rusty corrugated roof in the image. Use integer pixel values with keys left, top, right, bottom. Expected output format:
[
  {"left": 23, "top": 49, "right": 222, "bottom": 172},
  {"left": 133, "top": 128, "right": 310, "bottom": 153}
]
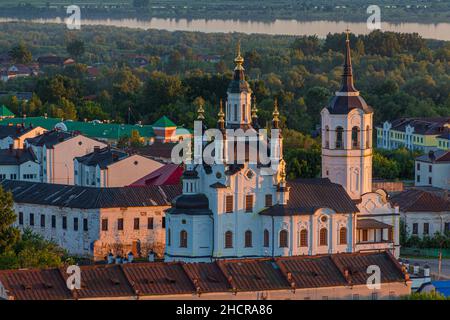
[
  {"left": 181, "top": 262, "right": 231, "bottom": 293},
  {"left": 391, "top": 189, "right": 450, "bottom": 212}
]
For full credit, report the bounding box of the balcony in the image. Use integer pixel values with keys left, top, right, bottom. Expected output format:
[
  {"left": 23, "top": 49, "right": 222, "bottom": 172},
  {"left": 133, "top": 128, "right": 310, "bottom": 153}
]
[{"left": 356, "top": 218, "right": 394, "bottom": 252}]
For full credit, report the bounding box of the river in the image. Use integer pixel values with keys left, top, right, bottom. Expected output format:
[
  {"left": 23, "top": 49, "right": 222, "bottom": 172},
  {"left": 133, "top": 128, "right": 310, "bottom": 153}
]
[{"left": 1, "top": 17, "right": 450, "bottom": 40}]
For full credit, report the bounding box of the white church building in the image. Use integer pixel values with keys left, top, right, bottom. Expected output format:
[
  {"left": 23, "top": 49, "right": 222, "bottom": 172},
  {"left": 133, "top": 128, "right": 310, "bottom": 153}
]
[{"left": 165, "top": 35, "right": 400, "bottom": 263}]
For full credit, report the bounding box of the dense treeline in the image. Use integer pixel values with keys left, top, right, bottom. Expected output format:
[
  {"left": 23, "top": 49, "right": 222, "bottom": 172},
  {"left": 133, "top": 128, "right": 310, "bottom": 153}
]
[{"left": 0, "top": 23, "right": 448, "bottom": 179}]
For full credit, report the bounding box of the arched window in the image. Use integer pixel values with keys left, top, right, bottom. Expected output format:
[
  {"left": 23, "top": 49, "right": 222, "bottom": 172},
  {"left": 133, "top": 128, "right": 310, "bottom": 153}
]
[
  {"left": 245, "top": 230, "right": 252, "bottom": 248},
  {"left": 339, "top": 227, "right": 347, "bottom": 245},
  {"left": 325, "top": 126, "right": 330, "bottom": 148},
  {"left": 352, "top": 126, "right": 360, "bottom": 149},
  {"left": 366, "top": 125, "right": 371, "bottom": 148},
  {"left": 167, "top": 228, "right": 171, "bottom": 246},
  {"left": 300, "top": 229, "right": 308, "bottom": 247},
  {"left": 242, "top": 104, "right": 246, "bottom": 122},
  {"left": 319, "top": 228, "right": 328, "bottom": 246},
  {"left": 335, "top": 127, "right": 344, "bottom": 149},
  {"left": 279, "top": 230, "right": 288, "bottom": 248},
  {"left": 263, "top": 229, "right": 270, "bottom": 247},
  {"left": 225, "top": 231, "right": 233, "bottom": 249},
  {"left": 179, "top": 230, "right": 188, "bottom": 248}
]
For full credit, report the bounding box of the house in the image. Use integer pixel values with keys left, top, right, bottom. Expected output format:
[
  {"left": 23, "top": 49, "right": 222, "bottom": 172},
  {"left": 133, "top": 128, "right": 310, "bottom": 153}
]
[
  {"left": 1, "top": 180, "right": 181, "bottom": 260},
  {"left": 0, "top": 148, "right": 40, "bottom": 182},
  {"left": 25, "top": 130, "right": 107, "bottom": 185},
  {"left": 0, "top": 251, "right": 411, "bottom": 300},
  {"left": 129, "top": 163, "right": 183, "bottom": 186},
  {"left": 165, "top": 38, "right": 401, "bottom": 263},
  {"left": 437, "top": 131, "right": 450, "bottom": 150},
  {"left": 74, "top": 146, "right": 164, "bottom": 187},
  {"left": 415, "top": 150, "right": 450, "bottom": 190},
  {"left": 391, "top": 189, "right": 450, "bottom": 238},
  {"left": 0, "top": 124, "right": 47, "bottom": 149},
  {"left": 0, "top": 105, "right": 15, "bottom": 120},
  {"left": 0, "top": 64, "right": 36, "bottom": 81},
  {"left": 37, "top": 55, "right": 74, "bottom": 68},
  {"left": 133, "top": 140, "right": 179, "bottom": 163},
  {"left": 376, "top": 117, "right": 450, "bottom": 151}
]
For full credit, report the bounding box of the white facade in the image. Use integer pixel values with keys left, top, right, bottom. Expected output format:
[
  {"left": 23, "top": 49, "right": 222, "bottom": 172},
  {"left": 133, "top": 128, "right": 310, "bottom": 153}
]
[
  {"left": 0, "top": 160, "right": 40, "bottom": 182},
  {"left": 401, "top": 211, "right": 450, "bottom": 238},
  {"left": 415, "top": 155, "right": 450, "bottom": 190},
  {"left": 26, "top": 133, "right": 107, "bottom": 185},
  {"left": 74, "top": 154, "right": 164, "bottom": 187}
]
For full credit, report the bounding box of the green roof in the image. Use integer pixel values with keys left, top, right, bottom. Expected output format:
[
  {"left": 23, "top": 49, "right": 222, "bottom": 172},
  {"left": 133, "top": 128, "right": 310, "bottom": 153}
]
[
  {"left": 0, "top": 117, "right": 156, "bottom": 140},
  {"left": 153, "top": 116, "right": 177, "bottom": 128},
  {"left": 0, "top": 105, "right": 15, "bottom": 117}
]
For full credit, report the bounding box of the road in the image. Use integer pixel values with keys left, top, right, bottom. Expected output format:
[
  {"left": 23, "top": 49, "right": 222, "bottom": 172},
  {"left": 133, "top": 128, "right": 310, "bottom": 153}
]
[{"left": 404, "top": 258, "right": 450, "bottom": 280}]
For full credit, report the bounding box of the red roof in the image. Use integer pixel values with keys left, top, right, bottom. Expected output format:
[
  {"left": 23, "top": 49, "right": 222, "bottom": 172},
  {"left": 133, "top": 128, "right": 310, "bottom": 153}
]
[{"left": 129, "top": 163, "right": 183, "bottom": 186}]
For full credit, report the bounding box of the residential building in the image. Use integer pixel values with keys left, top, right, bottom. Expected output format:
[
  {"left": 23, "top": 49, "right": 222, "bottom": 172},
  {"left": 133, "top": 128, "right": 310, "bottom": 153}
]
[
  {"left": 415, "top": 150, "right": 450, "bottom": 190},
  {"left": 25, "top": 130, "right": 107, "bottom": 185},
  {"left": 437, "top": 132, "right": 450, "bottom": 150},
  {"left": 376, "top": 117, "right": 450, "bottom": 151},
  {"left": 133, "top": 140, "right": 179, "bottom": 163},
  {"left": 1, "top": 180, "right": 181, "bottom": 259},
  {"left": 74, "top": 146, "right": 163, "bottom": 187},
  {"left": 129, "top": 163, "right": 183, "bottom": 186},
  {"left": 0, "top": 251, "right": 411, "bottom": 300},
  {"left": 0, "top": 148, "right": 39, "bottom": 182},
  {"left": 165, "top": 36, "right": 400, "bottom": 263},
  {"left": 391, "top": 189, "right": 450, "bottom": 238},
  {"left": 0, "top": 124, "right": 47, "bottom": 149}
]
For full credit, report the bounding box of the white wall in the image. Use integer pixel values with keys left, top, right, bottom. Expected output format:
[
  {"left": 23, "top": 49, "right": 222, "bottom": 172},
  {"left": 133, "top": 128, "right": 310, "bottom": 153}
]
[{"left": 415, "top": 160, "right": 450, "bottom": 190}]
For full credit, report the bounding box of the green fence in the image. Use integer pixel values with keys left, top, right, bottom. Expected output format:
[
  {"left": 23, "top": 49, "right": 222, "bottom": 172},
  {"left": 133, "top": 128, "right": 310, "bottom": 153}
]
[{"left": 401, "top": 247, "right": 450, "bottom": 258}]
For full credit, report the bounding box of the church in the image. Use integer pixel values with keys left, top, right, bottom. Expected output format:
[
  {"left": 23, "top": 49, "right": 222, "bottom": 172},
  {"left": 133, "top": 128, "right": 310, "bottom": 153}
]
[{"left": 165, "top": 34, "right": 400, "bottom": 263}]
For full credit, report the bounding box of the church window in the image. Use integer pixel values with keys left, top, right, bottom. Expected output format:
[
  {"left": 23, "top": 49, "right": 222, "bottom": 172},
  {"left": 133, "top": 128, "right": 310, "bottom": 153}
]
[
  {"left": 234, "top": 104, "right": 237, "bottom": 121},
  {"left": 319, "top": 228, "right": 327, "bottom": 246},
  {"left": 226, "top": 195, "right": 233, "bottom": 213},
  {"left": 265, "top": 194, "right": 273, "bottom": 207},
  {"left": 245, "top": 230, "right": 252, "bottom": 247},
  {"left": 351, "top": 126, "right": 360, "bottom": 149},
  {"left": 279, "top": 230, "right": 288, "bottom": 248},
  {"left": 263, "top": 229, "right": 270, "bottom": 247},
  {"left": 300, "top": 229, "right": 308, "bottom": 247},
  {"left": 245, "top": 195, "right": 254, "bottom": 212},
  {"left": 339, "top": 227, "right": 347, "bottom": 245},
  {"left": 335, "top": 127, "right": 344, "bottom": 149},
  {"left": 242, "top": 104, "right": 246, "bottom": 121},
  {"left": 117, "top": 218, "right": 124, "bottom": 231},
  {"left": 325, "top": 126, "right": 330, "bottom": 148},
  {"left": 180, "top": 230, "right": 188, "bottom": 248},
  {"left": 225, "top": 231, "right": 233, "bottom": 248},
  {"left": 366, "top": 126, "right": 371, "bottom": 148}
]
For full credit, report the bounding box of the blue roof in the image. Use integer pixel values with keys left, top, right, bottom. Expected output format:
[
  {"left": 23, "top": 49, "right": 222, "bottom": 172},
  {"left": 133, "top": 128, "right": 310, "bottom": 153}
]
[{"left": 432, "top": 281, "right": 450, "bottom": 297}]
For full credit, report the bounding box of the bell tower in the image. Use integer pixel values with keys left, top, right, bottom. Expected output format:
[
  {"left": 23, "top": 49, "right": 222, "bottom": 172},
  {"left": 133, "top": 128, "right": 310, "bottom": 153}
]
[{"left": 321, "top": 31, "right": 374, "bottom": 200}]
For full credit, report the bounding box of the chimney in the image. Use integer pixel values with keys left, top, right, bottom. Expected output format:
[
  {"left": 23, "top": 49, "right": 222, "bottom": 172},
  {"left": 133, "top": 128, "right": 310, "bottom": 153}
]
[{"left": 413, "top": 263, "right": 420, "bottom": 275}]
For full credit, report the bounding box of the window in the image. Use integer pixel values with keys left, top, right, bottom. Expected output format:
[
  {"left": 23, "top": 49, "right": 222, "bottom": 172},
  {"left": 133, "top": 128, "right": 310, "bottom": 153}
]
[
  {"left": 351, "top": 126, "right": 360, "bottom": 149},
  {"left": 325, "top": 126, "right": 330, "bottom": 148},
  {"left": 40, "top": 214, "right": 45, "bottom": 228},
  {"left": 429, "top": 177, "right": 432, "bottom": 185},
  {"left": 263, "top": 229, "right": 270, "bottom": 247},
  {"left": 117, "top": 218, "right": 124, "bottom": 231},
  {"left": 73, "top": 218, "right": 78, "bottom": 231},
  {"left": 362, "top": 229, "right": 368, "bottom": 241},
  {"left": 417, "top": 175, "right": 421, "bottom": 183},
  {"left": 162, "top": 217, "right": 166, "bottom": 229},
  {"left": 265, "top": 194, "right": 273, "bottom": 207},
  {"left": 242, "top": 104, "right": 246, "bottom": 121},
  {"left": 134, "top": 218, "right": 140, "bottom": 230},
  {"left": 83, "top": 218, "right": 88, "bottom": 232},
  {"left": 300, "top": 229, "right": 308, "bottom": 247},
  {"left": 423, "top": 223, "right": 429, "bottom": 235},
  {"left": 412, "top": 223, "right": 418, "bottom": 235},
  {"left": 444, "top": 223, "right": 450, "bottom": 234},
  {"left": 102, "top": 218, "right": 108, "bottom": 231},
  {"left": 19, "top": 212, "right": 23, "bottom": 225},
  {"left": 51, "top": 215, "right": 56, "bottom": 228},
  {"left": 225, "top": 231, "right": 233, "bottom": 249},
  {"left": 167, "top": 228, "right": 171, "bottom": 246},
  {"left": 339, "top": 227, "right": 347, "bottom": 245},
  {"left": 148, "top": 217, "right": 154, "bottom": 229},
  {"left": 245, "top": 195, "right": 254, "bottom": 212},
  {"left": 226, "top": 195, "right": 233, "bottom": 213},
  {"left": 10, "top": 174, "right": 17, "bottom": 180},
  {"left": 319, "top": 228, "right": 327, "bottom": 246},
  {"left": 62, "top": 217, "right": 67, "bottom": 230},
  {"left": 245, "top": 230, "right": 252, "bottom": 248},
  {"left": 279, "top": 230, "right": 288, "bottom": 248},
  {"left": 29, "top": 213, "right": 34, "bottom": 226},
  {"left": 417, "top": 163, "right": 420, "bottom": 171},
  {"left": 335, "top": 126, "right": 344, "bottom": 149},
  {"left": 180, "top": 230, "right": 188, "bottom": 248},
  {"left": 366, "top": 125, "right": 371, "bottom": 148},
  {"left": 429, "top": 165, "right": 432, "bottom": 173}
]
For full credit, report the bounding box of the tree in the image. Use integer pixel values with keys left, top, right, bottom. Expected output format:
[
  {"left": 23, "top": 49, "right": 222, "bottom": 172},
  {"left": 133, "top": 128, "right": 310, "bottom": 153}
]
[
  {"left": 9, "top": 43, "right": 32, "bottom": 64},
  {"left": 66, "top": 39, "right": 85, "bottom": 59},
  {"left": 0, "top": 186, "right": 20, "bottom": 254}
]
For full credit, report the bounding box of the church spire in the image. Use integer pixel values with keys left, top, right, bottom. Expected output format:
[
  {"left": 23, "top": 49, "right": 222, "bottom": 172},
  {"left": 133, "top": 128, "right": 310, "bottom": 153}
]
[
  {"left": 272, "top": 98, "right": 280, "bottom": 129},
  {"left": 218, "top": 99, "right": 225, "bottom": 131},
  {"left": 251, "top": 96, "right": 259, "bottom": 129},
  {"left": 339, "top": 29, "right": 358, "bottom": 93},
  {"left": 197, "top": 100, "right": 205, "bottom": 120}
]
